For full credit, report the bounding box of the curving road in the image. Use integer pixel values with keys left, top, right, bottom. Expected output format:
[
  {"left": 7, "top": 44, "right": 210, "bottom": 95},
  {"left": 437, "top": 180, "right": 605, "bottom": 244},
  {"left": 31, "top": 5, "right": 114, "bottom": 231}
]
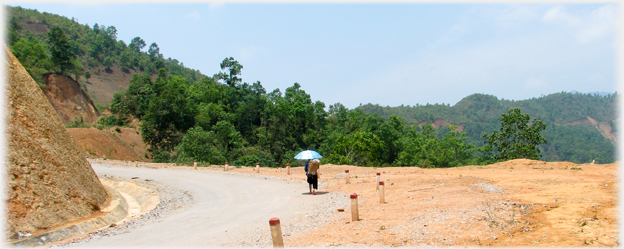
[{"left": 83, "top": 163, "right": 329, "bottom": 247}]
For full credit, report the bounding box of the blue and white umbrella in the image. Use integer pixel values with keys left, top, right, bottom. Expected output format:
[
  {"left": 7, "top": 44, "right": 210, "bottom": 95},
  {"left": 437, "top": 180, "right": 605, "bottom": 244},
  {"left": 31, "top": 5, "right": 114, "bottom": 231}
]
[{"left": 294, "top": 150, "right": 323, "bottom": 160}]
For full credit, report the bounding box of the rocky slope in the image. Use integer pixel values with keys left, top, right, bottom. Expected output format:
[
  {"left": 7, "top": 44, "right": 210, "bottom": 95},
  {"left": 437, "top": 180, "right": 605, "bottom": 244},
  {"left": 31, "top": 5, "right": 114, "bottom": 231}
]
[{"left": 5, "top": 46, "right": 108, "bottom": 239}]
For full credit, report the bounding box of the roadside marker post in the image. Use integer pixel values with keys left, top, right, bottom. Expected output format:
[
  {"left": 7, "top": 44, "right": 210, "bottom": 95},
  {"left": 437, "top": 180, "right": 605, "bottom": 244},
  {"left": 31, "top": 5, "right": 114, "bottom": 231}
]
[
  {"left": 350, "top": 193, "right": 359, "bottom": 221},
  {"left": 345, "top": 170, "right": 350, "bottom": 184},
  {"left": 379, "top": 181, "right": 385, "bottom": 204},
  {"left": 194, "top": 160, "right": 197, "bottom": 170},
  {"left": 135, "top": 160, "right": 138, "bottom": 167},
  {"left": 256, "top": 163, "right": 260, "bottom": 173},
  {"left": 376, "top": 172, "right": 381, "bottom": 190},
  {"left": 225, "top": 162, "right": 228, "bottom": 171},
  {"left": 269, "top": 218, "right": 284, "bottom": 247},
  {"left": 286, "top": 163, "right": 290, "bottom": 175}
]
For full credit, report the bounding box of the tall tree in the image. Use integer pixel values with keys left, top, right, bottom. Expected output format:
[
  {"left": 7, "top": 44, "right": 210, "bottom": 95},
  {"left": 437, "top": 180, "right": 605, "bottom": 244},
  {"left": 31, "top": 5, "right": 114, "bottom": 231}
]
[
  {"left": 148, "top": 42, "right": 160, "bottom": 59},
  {"left": 215, "top": 57, "right": 243, "bottom": 87},
  {"left": 47, "top": 26, "right": 75, "bottom": 75},
  {"left": 483, "top": 108, "right": 547, "bottom": 161},
  {"left": 129, "top": 36, "right": 146, "bottom": 52}
]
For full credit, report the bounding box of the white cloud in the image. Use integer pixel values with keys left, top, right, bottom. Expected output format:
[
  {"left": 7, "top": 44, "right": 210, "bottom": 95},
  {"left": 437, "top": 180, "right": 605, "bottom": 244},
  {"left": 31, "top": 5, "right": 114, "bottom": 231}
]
[
  {"left": 542, "top": 5, "right": 582, "bottom": 27},
  {"left": 576, "top": 5, "right": 617, "bottom": 44},
  {"left": 542, "top": 4, "right": 617, "bottom": 44},
  {"left": 186, "top": 10, "right": 201, "bottom": 21}
]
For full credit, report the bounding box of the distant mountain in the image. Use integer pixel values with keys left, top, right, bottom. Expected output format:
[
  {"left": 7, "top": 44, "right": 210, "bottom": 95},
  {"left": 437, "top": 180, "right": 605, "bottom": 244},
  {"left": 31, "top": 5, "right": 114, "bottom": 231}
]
[{"left": 358, "top": 92, "right": 617, "bottom": 164}]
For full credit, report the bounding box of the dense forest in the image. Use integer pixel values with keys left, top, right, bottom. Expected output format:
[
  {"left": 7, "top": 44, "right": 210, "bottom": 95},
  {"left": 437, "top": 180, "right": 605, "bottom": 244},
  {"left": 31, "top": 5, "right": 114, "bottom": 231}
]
[{"left": 6, "top": 5, "right": 618, "bottom": 167}]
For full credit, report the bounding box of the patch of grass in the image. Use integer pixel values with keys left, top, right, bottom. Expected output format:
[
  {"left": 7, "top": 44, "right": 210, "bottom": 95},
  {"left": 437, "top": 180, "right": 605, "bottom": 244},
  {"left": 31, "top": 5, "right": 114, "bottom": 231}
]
[{"left": 65, "top": 116, "right": 90, "bottom": 128}]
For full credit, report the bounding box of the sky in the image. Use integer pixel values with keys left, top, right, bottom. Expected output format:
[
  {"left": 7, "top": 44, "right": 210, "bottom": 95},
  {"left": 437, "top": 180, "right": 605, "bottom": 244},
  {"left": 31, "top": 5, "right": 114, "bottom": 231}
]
[{"left": 7, "top": 2, "right": 621, "bottom": 109}]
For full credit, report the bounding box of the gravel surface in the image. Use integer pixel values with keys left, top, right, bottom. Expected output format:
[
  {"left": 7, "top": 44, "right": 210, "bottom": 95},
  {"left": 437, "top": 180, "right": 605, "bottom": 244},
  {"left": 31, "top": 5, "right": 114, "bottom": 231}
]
[
  {"left": 206, "top": 170, "right": 349, "bottom": 247},
  {"left": 49, "top": 175, "right": 194, "bottom": 247}
]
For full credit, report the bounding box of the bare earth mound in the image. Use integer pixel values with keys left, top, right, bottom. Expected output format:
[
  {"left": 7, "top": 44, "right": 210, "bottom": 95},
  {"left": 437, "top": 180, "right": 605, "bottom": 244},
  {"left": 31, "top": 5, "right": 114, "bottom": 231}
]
[
  {"left": 67, "top": 126, "right": 148, "bottom": 161},
  {"left": 5, "top": 46, "right": 108, "bottom": 239}
]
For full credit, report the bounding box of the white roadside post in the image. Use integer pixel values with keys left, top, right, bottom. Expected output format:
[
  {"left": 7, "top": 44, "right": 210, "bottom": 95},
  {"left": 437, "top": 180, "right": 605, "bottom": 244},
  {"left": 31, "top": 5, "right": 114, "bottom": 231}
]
[
  {"left": 345, "top": 170, "right": 350, "bottom": 184},
  {"left": 376, "top": 172, "right": 381, "bottom": 190},
  {"left": 194, "top": 160, "right": 197, "bottom": 170},
  {"left": 379, "top": 181, "right": 385, "bottom": 204},
  {"left": 286, "top": 163, "right": 290, "bottom": 175},
  {"left": 269, "top": 218, "right": 284, "bottom": 247},
  {"left": 256, "top": 162, "right": 260, "bottom": 173},
  {"left": 225, "top": 162, "right": 228, "bottom": 171},
  {"left": 350, "top": 193, "right": 359, "bottom": 221}
]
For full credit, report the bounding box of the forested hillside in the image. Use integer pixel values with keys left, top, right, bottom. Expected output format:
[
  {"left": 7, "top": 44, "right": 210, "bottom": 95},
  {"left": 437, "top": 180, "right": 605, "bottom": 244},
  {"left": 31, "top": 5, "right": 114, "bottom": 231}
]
[
  {"left": 7, "top": 5, "right": 204, "bottom": 90},
  {"left": 358, "top": 92, "right": 617, "bottom": 164},
  {"left": 6, "top": 5, "right": 617, "bottom": 166}
]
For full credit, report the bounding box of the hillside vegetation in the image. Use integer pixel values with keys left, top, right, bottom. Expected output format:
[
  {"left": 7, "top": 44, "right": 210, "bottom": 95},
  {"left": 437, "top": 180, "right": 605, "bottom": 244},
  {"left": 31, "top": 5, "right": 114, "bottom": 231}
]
[
  {"left": 6, "top": 5, "right": 617, "bottom": 166},
  {"left": 358, "top": 92, "right": 617, "bottom": 164},
  {"left": 7, "top": 5, "right": 204, "bottom": 90}
]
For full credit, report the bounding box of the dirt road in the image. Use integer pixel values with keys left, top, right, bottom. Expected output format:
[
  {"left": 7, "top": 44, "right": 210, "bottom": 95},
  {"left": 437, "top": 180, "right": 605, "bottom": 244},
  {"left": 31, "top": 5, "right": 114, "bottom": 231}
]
[{"left": 83, "top": 163, "right": 336, "bottom": 247}]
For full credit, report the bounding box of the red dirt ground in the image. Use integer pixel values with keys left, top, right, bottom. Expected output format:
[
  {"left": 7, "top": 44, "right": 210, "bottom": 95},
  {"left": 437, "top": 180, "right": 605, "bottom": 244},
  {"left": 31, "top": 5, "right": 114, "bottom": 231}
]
[{"left": 91, "top": 158, "right": 619, "bottom": 247}]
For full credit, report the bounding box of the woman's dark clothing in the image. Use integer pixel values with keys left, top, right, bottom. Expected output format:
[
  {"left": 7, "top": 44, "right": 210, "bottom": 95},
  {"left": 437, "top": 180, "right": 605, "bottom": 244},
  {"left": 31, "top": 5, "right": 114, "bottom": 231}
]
[{"left": 306, "top": 174, "right": 318, "bottom": 189}]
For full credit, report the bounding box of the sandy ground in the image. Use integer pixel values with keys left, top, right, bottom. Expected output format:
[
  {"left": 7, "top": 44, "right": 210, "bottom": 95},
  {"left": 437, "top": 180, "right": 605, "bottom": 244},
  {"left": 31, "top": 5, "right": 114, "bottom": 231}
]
[{"left": 92, "top": 158, "right": 619, "bottom": 247}]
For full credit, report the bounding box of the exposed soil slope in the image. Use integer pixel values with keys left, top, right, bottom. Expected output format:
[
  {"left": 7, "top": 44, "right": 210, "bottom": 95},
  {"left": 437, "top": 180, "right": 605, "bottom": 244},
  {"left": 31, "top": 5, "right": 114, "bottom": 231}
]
[
  {"left": 564, "top": 116, "right": 617, "bottom": 144},
  {"left": 43, "top": 73, "right": 100, "bottom": 124},
  {"left": 80, "top": 66, "right": 146, "bottom": 106},
  {"left": 67, "top": 126, "right": 148, "bottom": 161},
  {"left": 418, "top": 118, "right": 464, "bottom": 132},
  {"left": 5, "top": 46, "right": 108, "bottom": 239}
]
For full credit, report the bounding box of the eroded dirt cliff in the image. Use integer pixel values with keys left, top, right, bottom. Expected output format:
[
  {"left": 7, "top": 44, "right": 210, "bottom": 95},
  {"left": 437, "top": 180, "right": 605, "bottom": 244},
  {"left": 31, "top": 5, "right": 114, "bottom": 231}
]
[{"left": 5, "top": 46, "right": 108, "bottom": 239}]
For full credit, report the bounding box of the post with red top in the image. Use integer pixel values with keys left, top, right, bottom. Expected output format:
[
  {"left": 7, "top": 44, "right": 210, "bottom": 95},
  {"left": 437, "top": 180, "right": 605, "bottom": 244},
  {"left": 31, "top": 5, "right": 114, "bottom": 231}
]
[
  {"left": 194, "top": 160, "right": 197, "bottom": 170},
  {"left": 345, "top": 170, "right": 350, "bottom": 184},
  {"left": 256, "top": 162, "right": 260, "bottom": 173},
  {"left": 225, "top": 162, "right": 229, "bottom": 171},
  {"left": 269, "top": 218, "right": 284, "bottom": 247},
  {"left": 286, "top": 163, "right": 290, "bottom": 175},
  {"left": 135, "top": 160, "right": 138, "bottom": 168},
  {"left": 376, "top": 172, "right": 381, "bottom": 190},
  {"left": 379, "top": 181, "right": 385, "bottom": 204},
  {"left": 350, "top": 193, "right": 359, "bottom": 221}
]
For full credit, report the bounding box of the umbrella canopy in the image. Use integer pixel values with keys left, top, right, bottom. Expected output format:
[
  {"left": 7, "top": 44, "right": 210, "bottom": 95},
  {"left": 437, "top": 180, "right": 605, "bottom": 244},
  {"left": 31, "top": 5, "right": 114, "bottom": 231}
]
[{"left": 294, "top": 150, "right": 323, "bottom": 160}]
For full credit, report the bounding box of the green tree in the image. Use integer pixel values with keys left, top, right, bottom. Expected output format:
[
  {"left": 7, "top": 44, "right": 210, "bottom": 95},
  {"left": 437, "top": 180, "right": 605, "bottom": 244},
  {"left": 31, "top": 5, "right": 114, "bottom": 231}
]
[
  {"left": 330, "top": 130, "right": 383, "bottom": 166},
  {"left": 483, "top": 108, "right": 547, "bottom": 161},
  {"left": 148, "top": 42, "right": 160, "bottom": 59},
  {"left": 129, "top": 36, "right": 146, "bottom": 52},
  {"left": 47, "top": 26, "right": 75, "bottom": 74},
  {"left": 175, "top": 126, "right": 225, "bottom": 164},
  {"left": 10, "top": 36, "right": 51, "bottom": 86},
  {"left": 84, "top": 71, "right": 91, "bottom": 82},
  {"left": 215, "top": 57, "right": 243, "bottom": 87}
]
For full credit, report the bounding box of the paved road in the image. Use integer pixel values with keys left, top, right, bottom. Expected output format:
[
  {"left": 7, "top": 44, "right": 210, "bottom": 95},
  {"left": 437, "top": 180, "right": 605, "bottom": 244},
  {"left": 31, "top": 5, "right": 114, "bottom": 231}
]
[{"left": 83, "top": 163, "right": 328, "bottom": 247}]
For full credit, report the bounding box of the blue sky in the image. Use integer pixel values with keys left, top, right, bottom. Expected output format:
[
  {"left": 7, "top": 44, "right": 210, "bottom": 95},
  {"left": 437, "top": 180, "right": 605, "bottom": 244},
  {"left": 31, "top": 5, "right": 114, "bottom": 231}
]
[{"left": 8, "top": 3, "right": 620, "bottom": 109}]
